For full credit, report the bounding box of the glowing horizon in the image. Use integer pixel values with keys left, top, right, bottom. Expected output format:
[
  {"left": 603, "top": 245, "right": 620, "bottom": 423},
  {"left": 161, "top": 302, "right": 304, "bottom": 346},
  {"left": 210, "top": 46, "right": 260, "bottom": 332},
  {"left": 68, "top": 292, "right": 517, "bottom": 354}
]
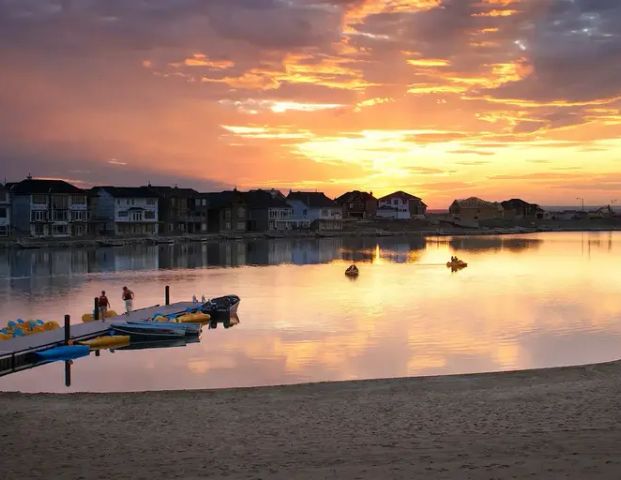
[{"left": 1, "top": 1, "right": 620, "bottom": 209}]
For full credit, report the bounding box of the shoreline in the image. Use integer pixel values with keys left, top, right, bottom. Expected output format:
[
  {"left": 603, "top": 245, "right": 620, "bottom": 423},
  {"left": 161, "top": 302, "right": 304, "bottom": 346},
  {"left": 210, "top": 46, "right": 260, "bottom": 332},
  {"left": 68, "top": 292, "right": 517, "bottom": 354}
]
[
  {"left": 1, "top": 223, "right": 620, "bottom": 250},
  {"left": 2, "top": 359, "right": 621, "bottom": 478}
]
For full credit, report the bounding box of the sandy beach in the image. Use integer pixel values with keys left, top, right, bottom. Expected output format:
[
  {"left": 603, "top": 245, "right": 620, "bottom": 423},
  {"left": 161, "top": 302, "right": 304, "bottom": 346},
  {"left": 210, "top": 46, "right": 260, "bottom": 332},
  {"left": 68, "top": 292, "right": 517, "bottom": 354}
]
[{"left": 2, "top": 360, "right": 621, "bottom": 479}]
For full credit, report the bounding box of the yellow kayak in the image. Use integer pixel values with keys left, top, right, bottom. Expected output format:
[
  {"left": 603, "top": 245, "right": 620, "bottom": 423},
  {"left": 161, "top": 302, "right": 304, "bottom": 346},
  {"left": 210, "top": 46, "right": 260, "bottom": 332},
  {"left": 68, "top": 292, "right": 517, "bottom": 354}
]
[
  {"left": 176, "top": 312, "right": 211, "bottom": 324},
  {"left": 82, "top": 310, "right": 118, "bottom": 323},
  {"left": 80, "top": 335, "right": 130, "bottom": 348}
]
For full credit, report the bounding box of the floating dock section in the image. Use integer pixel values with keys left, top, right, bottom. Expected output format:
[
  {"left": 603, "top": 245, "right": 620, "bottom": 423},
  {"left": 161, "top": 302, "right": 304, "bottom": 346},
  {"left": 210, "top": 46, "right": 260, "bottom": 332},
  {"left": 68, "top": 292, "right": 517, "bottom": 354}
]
[{"left": 0, "top": 301, "right": 197, "bottom": 377}]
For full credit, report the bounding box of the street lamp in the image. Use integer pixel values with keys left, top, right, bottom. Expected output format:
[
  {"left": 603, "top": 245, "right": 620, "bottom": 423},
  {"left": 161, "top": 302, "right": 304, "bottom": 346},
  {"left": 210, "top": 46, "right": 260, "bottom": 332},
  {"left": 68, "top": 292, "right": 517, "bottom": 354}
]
[{"left": 576, "top": 197, "right": 584, "bottom": 211}]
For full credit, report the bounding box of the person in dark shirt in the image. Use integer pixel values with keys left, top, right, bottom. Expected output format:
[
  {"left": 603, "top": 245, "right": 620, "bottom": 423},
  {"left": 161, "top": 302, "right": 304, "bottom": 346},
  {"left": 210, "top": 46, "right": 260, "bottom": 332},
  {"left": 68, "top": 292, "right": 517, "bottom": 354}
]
[
  {"left": 98, "top": 290, "right": 110, "bottom": 319},
  {"left": 122, "top": 286, "right": 134, "bottom": 314}
]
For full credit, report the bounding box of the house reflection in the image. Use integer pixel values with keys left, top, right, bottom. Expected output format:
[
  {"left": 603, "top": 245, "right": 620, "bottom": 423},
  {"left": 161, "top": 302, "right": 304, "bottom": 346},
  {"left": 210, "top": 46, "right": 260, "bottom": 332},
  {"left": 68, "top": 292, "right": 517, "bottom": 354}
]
[{"left": 449, "top": 236, "right": 543, "bottom": 253}]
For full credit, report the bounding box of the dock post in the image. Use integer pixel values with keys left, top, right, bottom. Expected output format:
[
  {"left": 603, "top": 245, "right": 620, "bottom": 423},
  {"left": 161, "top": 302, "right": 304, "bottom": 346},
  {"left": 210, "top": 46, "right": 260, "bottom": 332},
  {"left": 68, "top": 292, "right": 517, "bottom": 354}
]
[
  {"left": 94, "top": 297, "right": 99, "bottom": 320},
  {"left": 165, "top": 285, "right": 170, "bottom": 305},
  {"left": 65, "top": 360, "right": 71, "bottom": 387},
  {"left": 64, "top": 314, "right": 70, "bottom": 345}
]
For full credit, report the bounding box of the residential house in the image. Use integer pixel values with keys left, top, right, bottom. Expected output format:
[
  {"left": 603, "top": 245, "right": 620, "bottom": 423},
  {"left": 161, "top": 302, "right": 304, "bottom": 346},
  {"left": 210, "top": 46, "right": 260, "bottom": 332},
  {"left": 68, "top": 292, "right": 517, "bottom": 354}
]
[
  {"left": 501, "top": 199, "right": 544, "bottom": 219},
  {"left": 244, "top": 189, "right": 293, "bottom": 232},
  {"left": 145, "top": 186, "right": 208, "bottom": 234},
  {"left": 449, "top": 197, "right": 504, "bottom": 222},
  {"left": 377, "top": 191, "right": 427, "bottom": 219},
  {"left": 287, "top": 191, "right": 343, "bottom": 230},
  {"left": 90, "top": 187, "right": 159, "bottom": 236},
  {"left": 335, "top": 190, "right": 377, "bottom": 219},
  {"left": 0, "top": 184, "right": 10, "bottom": 236},
  {"left": 10, "top": 177, "right": 88, "bottom": 237},
  {"left": 204, "top": 190, "right": 247, "bottom": 234}
]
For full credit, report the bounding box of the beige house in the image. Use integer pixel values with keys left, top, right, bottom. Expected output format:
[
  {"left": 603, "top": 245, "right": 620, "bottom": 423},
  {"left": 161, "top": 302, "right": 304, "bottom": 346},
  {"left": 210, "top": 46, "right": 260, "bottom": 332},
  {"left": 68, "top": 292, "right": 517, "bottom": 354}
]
[{"left": 449, "top": 197, "right": 503, "bottom": 222}]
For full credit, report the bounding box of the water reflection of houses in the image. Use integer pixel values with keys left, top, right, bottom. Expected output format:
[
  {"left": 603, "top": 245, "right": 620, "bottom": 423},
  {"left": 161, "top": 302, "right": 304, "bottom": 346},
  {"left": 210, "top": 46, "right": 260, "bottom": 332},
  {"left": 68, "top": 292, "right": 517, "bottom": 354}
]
[
  {"left": 291, "top": 238, "right": 343, "bottom": 264},
  {"left": 449, "top": 236, "right": 543, "bottom": 253},
  {"left": 340, "top": 237, "right": 426, "bottom": 263}
]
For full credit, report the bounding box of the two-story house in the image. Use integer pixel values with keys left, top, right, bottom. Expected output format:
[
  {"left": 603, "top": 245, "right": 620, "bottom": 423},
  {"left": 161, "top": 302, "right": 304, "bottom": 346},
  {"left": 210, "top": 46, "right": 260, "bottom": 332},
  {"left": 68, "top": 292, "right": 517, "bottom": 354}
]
[
  {"left": 10, "top": 177, "right": 88, "bottom": 237},
  {"left": 335, "top": 190, "right": 377, "bottom": 219},
  {"left": 204, "top": 190, "right": 247, "bottom": 234},
  {"left": 244, "top": 189, "right": 293, "bottom": 232},
  {"left": 377, "top": 191, "right": 427, "bottom": 220},
  {"left": 449, "top": 197, "right": 504, "bottom": 223},
  {"left": 90, "top": 187, "right": 159, "bottom": 236},
  {"left": 145, "top": 186, "right": 208, "bottom": 234},
  {"left": 287, "top": 191, "right": 343, "bottom": 231},
  {"left": 0, "top": 184, "right": 10, "bottom": 236}
]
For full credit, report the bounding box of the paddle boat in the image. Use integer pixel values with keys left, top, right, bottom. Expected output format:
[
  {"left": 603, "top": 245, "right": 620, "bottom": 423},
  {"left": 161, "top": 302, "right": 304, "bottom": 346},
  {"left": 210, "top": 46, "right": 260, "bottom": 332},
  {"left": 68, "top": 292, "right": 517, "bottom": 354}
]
[
  {"left": 446, "top": 257, "right": 468, "bottom": 269},
  {"left": 345, "top": 264, "right": 359, "bottom": 277}
]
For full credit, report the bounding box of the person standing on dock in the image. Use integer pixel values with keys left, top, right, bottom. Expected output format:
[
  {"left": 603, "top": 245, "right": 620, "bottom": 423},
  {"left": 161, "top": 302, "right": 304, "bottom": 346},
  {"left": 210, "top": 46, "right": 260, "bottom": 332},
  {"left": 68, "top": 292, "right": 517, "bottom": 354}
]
[
  {"left": 122, "top": 286, "right": 134, "bottom": 314},
  {"left": 98, "top": 290, "right": 110, "bottom": 319}
]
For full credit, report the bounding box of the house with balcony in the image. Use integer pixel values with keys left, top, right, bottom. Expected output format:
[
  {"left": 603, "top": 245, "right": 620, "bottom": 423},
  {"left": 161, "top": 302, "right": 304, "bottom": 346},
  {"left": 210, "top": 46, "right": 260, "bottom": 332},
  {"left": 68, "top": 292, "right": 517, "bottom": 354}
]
[
  {"left": 204, "top": 190, "right": 248, "bottom": 234},
  {"left": 287, "top": 191, "right": 343, "bottom": 230},
  {"left": 377, "top": 191, "right": 427, "bottom": 220},
  {"left": 90, "top": 187, "right": 159, "bottom": 236},
  {"left": 244, "top": 189, "right": 293, "bottom": 232},
  {"left": 145, "top": 186, "right": 207, "bottom": 234},
  {"left": 0, "top": 184, "right": 10, "bottom": 236},
  {"left": 9, "top": 177, "right": 88, "bottom": 237},
  {"left": 335, "top": 190, "right": 377, "bottom": 219}
]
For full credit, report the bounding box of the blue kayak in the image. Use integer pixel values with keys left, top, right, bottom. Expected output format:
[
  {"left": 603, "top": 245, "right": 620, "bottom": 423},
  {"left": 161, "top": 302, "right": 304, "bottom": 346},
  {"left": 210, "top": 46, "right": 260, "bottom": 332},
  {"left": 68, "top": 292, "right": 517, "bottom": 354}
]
[{"left": 35, "top": 345, "right": 90, "bottom": 362}]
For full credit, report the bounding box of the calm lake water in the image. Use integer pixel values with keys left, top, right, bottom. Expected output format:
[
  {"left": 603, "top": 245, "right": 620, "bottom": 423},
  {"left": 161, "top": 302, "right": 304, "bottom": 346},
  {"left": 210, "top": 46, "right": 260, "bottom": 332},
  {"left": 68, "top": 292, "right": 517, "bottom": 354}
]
[{"left": 1, "top": 232, "right": 620, "bottom": 393}]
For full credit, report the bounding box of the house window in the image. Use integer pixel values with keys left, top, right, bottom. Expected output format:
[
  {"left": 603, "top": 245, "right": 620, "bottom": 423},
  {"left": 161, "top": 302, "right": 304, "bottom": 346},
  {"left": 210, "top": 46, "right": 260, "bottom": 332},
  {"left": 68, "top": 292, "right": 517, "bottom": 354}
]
[
  {"left": 71, "top": 210, "right": 87, "bottom": 221},
  {"left": 71, "top": 195, "right": 86, "bottom": 205},
  {"left": 32, "top": 194, "right": 47, "bottom": 205},
  {"left": 146, "top": 198, "right": 155, "bottom": 205},
  {"left": 0, "top": 225, "right": 7, "bottom": 236},
  {"left": 237, "top": 207, "right": 245, "bottom": 217},
  {"left": 34, "top": 224, "right": 45, "bottom": 236},
  {"left": 236, "top": 222, "right": 245, "bottom": 230},
  {"left": 31, "top": 210, "right": 47, "bottom": 222},
  {"left": 118, "top": 210, "right": 128, "bottom": 217},
  {"left": 0, "top": 207, "right": 6, "bottom": 218},
  {"left": 303, "top": 209, "right": 307, "bottom": 216},
  {"left": 144, "top": 211, "right": 155, "bottom": 219},
  {"left": 393, "top": 199, "right": 398, "bottom": 206},
  {"left": 0, "top": 191, "right": 7, "bottom": 202},
  {"left": 131, "top": 211, "right": 143, "bottom": 221}
]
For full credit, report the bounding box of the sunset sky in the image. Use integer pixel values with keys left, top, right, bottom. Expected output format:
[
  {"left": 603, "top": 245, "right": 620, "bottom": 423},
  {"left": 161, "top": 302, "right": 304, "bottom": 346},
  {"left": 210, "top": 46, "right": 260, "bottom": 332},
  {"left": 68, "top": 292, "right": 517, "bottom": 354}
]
[{"left": 1, "top": 0, "right": 620, "bottom": 208}]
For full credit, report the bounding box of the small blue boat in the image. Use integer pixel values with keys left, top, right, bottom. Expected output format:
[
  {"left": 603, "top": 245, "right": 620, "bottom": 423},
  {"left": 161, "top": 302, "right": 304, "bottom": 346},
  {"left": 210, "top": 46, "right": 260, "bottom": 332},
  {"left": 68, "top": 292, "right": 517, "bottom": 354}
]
[
  {"left": 111, "top": 322, "right": 185, "bottom": 340},
  {"left": 35, "top": 345, "right": 90, "bottom": 362}
]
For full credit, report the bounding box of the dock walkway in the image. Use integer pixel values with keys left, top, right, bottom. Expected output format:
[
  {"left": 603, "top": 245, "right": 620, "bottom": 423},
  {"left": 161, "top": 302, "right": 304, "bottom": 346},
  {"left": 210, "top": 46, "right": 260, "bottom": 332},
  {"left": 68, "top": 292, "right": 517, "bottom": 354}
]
[{"left": 0, "top": 301, "right": 197, "bottom": 376}]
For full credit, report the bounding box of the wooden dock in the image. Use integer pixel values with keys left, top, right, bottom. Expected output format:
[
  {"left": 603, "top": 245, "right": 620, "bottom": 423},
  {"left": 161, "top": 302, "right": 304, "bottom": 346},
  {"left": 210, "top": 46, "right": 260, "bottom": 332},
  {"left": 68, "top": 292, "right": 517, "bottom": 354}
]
[{"left": 0, "top": 301, "right": 197, "bottom": 376}]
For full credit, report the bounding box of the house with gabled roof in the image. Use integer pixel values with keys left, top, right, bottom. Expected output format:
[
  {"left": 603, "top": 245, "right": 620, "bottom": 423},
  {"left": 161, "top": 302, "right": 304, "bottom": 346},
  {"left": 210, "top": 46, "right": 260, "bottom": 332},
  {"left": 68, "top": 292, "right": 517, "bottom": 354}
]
[
  {"left": 335, "top": 190, "right": 377, "bottom": 219},
  {"left": 449, "top": 197, "right": 503, "bottom": 222},
  {"left": 204, "top": 190, "right": 247, "bottom": 233},
  {"left": 10, "top": 177, "right": 88, "bottom": 237},
  {"left": 90, "top": 186, "right": 159, "bottom": 236},
  {"left": 377, "top": 191, "right": 427, "bottom": 220},
  {"left": 286, "top": 191, "right": 342, "bottom": 230},
  {"left": 244, "top": 189, "right": 293, "bottom": 232}
]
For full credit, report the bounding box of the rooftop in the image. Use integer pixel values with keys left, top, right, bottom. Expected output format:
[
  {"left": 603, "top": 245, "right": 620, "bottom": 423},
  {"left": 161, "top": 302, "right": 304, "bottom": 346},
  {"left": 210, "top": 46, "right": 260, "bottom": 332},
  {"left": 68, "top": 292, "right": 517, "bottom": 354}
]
[
  {"left": 287, "top": 191, "right": 337, "bottom": 208},
  {"left": 10, "top": 178, "right": 85, "bottom": 195},
  {"left": 91, "top": 186, "right": 159, "bottom": 199}
]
